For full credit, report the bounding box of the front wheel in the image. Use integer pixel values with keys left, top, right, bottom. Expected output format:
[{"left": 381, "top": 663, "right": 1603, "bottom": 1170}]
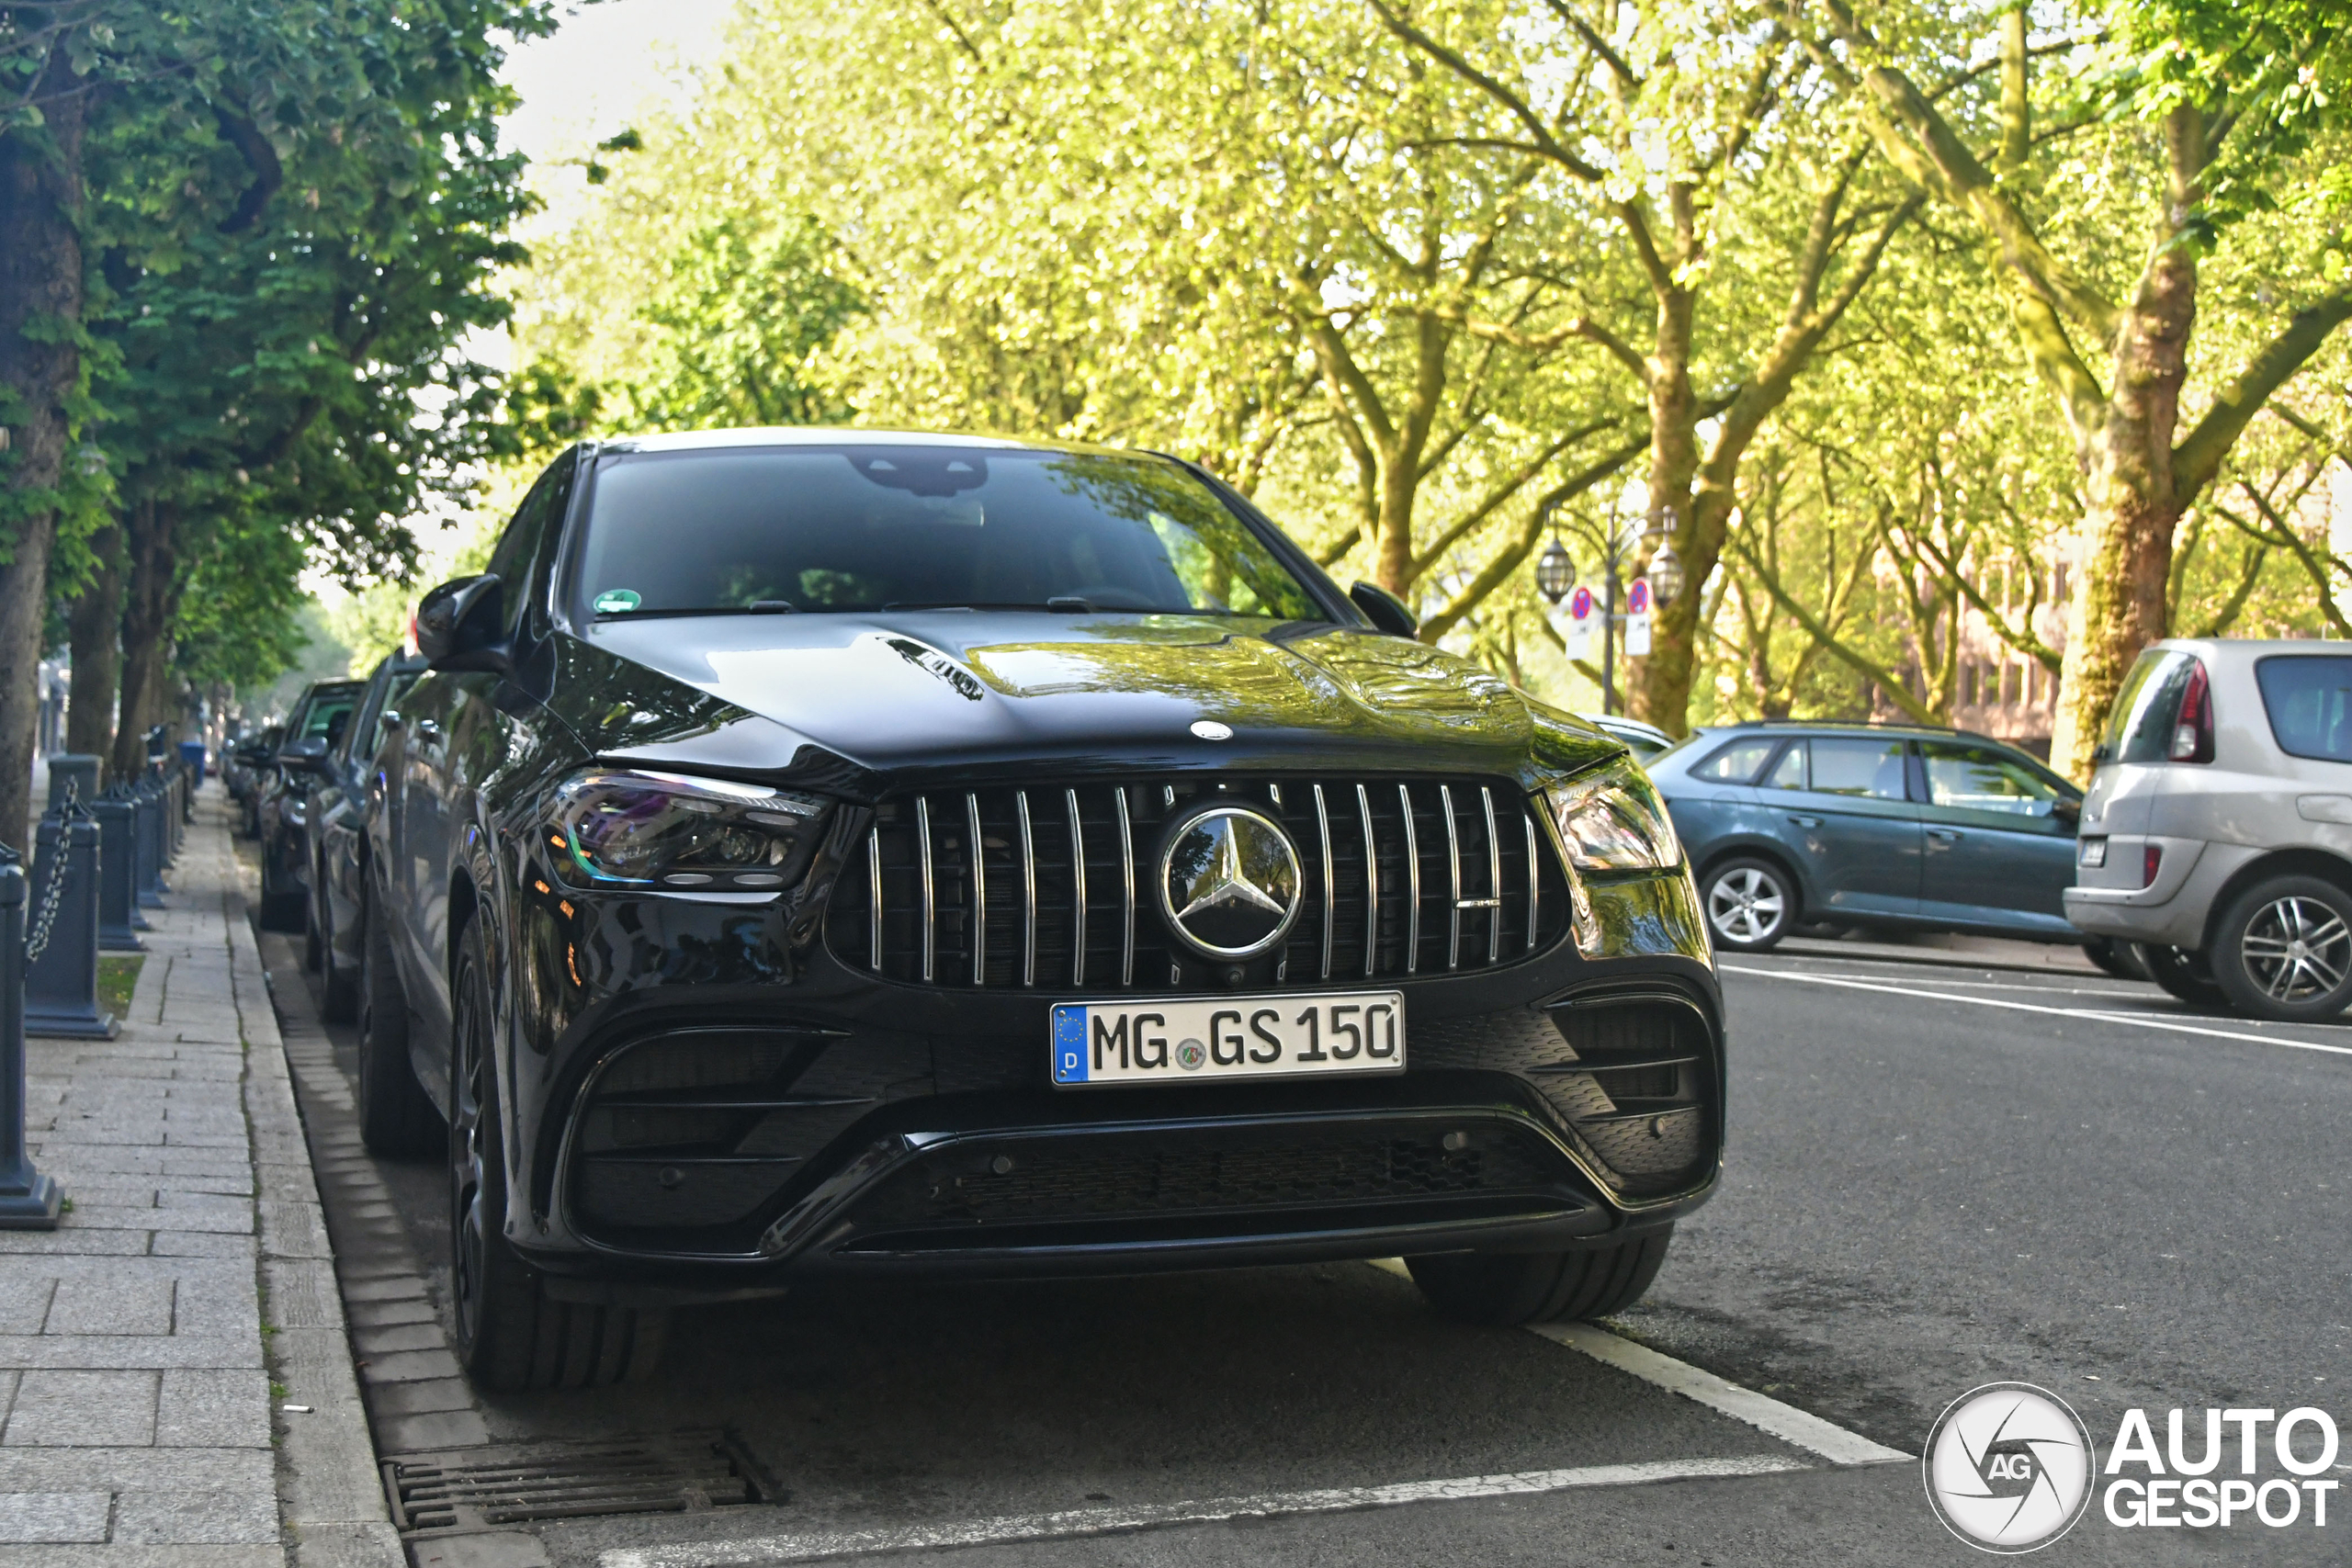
[
  {"left": 2132, "top": 943, "right": 2228, "bottom": 1010},
  {"left": 2211, "top": 875, "right": 2352, "bottom": 1022},
  {"left": 448, "top": 916, "right": 664, "bottom": 1390},
  {"left": 1406, "top": 1229, "right": 1673, "bottom": 1325},
  {"left": 2080, "top": 936, "right": 2148, "bottom": 982},
  {"left": 1702, "top": 859, "right": 1795, "bottom": 952}
]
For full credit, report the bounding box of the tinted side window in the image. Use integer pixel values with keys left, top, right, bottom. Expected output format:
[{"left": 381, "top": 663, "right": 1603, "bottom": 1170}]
[
  {"left": 1690, "top": 737, "right": 1781, "bottom": 783},
  {"left": 1761, "top": 741, "right": 1806, "bottom": 790},
  {"left": 1807, "top": 738, "right": 1907, "bottom": 799},
  {"left": 484, "top": 449, "right": 578, "bottom": 636},
  {"left": 2102, "top": 649, "right": 2199, "bottom": 763},
  {"left": 2257, "top": 656, "right": 2352, "bottom": 761}
]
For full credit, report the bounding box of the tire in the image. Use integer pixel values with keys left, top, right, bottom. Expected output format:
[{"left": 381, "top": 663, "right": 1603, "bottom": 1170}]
[
  {"left": 1701, "top": 858, "right": 1795, "bottom": 952},
  {"left": 319, "top": 883, "right": 360, "bottom": 1024},
  {"left": 302, "top": 887, "right": 324, "bottom": 973},
  {"left": 2080, "top": 936, "right": 2149, "bottom": 982},
  {"left": 257, "top": 833, "right": 307, "bottom": 931},
  {"left": 448, "top": 915, "right": 665, "bottom": 1390},
  {"left": 356, "top": 890, "right": 440, "bottom": 1157},
  {"left": 1406, "top": 1229, "right": 1673, "bottom": 1326},
  {"left": 2210, "top": 874, "right": 2352, "bottom": 1022},
  {"left": 2131, "top": 943, "right": 2229, "bottom": 1010}
]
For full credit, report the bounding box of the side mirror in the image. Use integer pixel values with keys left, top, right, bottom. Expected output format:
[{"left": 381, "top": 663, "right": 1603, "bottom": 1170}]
[
  {"left": 415, "top": 574, "right": 510, "bottom": 673},
  {"left": 1349, "top": 581, "right": 1419, "bottom": 638},
  {"left": 2052, "top": 796, "right": 2083, "bottom": 828},
  {"left": 277, "top": 736, "right": 331, "bottom": 773}
]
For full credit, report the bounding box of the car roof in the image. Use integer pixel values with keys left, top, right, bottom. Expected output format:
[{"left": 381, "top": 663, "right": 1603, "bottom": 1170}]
[
  {"left": 2153, "top": 637, "right": 2350, "bottom": 660},
  {"left": 597, "top": 426, "right": 1134, "bottom": 461}
]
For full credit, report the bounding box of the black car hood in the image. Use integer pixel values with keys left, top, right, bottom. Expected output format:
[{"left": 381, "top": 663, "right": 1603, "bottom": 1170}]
[{"left": 556, "top": 610, "right": 1614, "bottom": 793}]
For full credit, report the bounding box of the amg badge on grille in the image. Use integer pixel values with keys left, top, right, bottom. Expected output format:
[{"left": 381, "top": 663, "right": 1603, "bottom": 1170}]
[{"left": 1158, "top": 806, "right": 1303, "bottom": 958}]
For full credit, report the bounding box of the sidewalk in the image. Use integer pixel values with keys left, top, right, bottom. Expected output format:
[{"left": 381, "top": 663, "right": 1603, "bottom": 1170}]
[{"left": 0, "top": 785, "right": 397, "bottom": 1567}]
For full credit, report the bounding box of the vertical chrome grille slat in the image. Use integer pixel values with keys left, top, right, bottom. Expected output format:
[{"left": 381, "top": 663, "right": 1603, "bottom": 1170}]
[
  {"left": 1357, "top": 784, "right": 1378, "bottom": 976},
  {"left": 1399, "top": 783, "right": 1420, "bottom": 974},
  {"left": 1442, "top": 784, "right": 1463, "bottom": 971},
  {"left": 1525, "top": 812, "right": 1541, "bottom": 953},
  {"left": 1067, "top": 788, "right": 1087, "bottom": 987},
  {"left": 916, "top": 795, "right": 935, "bottom": 984},
  {"left": 1015, "top": 790, "right": 1036, "bottom": 987},
  {"left": 1482, "top": 786, "right": 1502, "bottom": 964},
  {"left": 1313, "top": 783, "right": 1334, "bottom": 980},
  {"left": 966, "top": 792, "right": 987, "bottom": 987},
  {"left": 1115, "top": 786, "right": 1136, "bottom": 986},
  {"left": 866, "top": 826, "right": 882, "bottom": 972}
]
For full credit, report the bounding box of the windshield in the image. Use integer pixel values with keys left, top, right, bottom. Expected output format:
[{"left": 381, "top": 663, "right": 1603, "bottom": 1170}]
[{"left": 570, "top": 445, "right": 1323, "bottom": 622}]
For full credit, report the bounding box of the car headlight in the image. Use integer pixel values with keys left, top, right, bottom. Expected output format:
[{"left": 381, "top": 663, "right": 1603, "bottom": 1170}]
[
  {"left": 1543, "top": 756, "right": 1680, "bottom": 872},
  {"left": 552, "top": 769, "right": 833, "bottom": 890}
]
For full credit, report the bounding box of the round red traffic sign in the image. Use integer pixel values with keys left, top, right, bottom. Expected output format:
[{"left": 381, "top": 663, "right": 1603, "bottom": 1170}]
[
  {"left": 1627, "top": 578, "right": 1651, "bottom": 615},
  {"left": 1568, "top": 585, "right": 1593, "bottom": 620}
]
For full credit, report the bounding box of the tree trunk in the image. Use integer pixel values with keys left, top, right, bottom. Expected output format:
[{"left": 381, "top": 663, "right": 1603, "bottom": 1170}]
[
  {"left": 1628, "top": 288, "right": 1697, "bottom": 728},
  {"left": 112, "top": 501, "right": 181, "bottom": 782},
  {"left": 66, "top": 522, "right": 124, "bottom": 767},
  {"left": 0, "top": 43, "right": 89, "bottom": 849},
  {"left": 2049, "top": 202, "right": 2199, "bottom": 779}
]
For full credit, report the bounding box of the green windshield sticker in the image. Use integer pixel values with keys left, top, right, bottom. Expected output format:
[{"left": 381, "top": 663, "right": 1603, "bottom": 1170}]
[{"left": 594, "top": 589, "right": 641, "bottom": 615}]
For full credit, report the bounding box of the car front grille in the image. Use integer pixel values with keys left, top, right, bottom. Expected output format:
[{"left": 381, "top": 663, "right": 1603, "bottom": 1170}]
[{"left": 825, "top": 776, "right": 1572, "bottom": 991}]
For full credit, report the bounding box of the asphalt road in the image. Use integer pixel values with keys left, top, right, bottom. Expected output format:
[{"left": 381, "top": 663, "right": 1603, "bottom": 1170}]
[{"left": 266, "top": 935, "right": 2352, "bottom": 1566}]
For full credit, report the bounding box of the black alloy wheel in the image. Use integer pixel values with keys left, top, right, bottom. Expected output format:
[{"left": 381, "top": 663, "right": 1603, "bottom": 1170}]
[
  {"left": 1406, "top": 1228, "right": 1673, "bottom": 1325},
  {"left": 2211, "top": 875, "right": 2352, "bottom": 1022},
  {"left": 356, "top": 886, "right": 439, "bottom": 1156},
  {"left": 1702, "top": 858, "right": 1794, "bottom": 952},
  {"left": 447, "top": 916, "right": 664, "bottom": 1391},
  {"left": 317, "top": 869, "right": 359, "bottom": 1023},
  {"left": 257, "top": 829, "right": 308, "bottom": 931},
  {"left": 2130, "top": 942, "right": 2229, "bottom": 1010}
]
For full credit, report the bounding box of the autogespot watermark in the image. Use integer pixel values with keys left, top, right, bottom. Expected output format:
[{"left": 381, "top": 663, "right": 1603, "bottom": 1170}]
[{"left": 1924, "top": 1383, "right": 2342, "bottom": 1552}]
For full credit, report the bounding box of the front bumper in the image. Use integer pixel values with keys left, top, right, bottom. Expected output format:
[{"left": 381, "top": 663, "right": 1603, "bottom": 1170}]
[{"left": 498, "top": 864, "right": 1722, "bottom": 1287}]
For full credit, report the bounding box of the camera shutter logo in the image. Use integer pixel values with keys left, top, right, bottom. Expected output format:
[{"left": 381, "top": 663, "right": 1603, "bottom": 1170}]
[{"left": 1924, "top": 1382, "right": 2095, "bottom": 1552}]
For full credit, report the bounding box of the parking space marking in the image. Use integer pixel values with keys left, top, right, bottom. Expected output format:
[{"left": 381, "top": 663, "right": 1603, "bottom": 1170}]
[
  {"left": 1363, "top": 1259, "right": 1908, "bottom": 1467},
  {"left": 1724, "top": 964, "right": 2352, "bottom": 1058},
  {"left": 1527, "top": 1323, "right": 1911, "bottom": 1466},
  {"left": 595, "top": 1454, "right": 1811, "bottom": 1567}
]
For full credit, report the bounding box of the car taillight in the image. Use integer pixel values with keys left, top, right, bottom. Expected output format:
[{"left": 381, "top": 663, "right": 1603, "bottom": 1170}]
[
  {"left": 2168, "top": 660, "right": 2214, "bottom": 761},
  {"left": 2143, "top": 844, "right": 2163, "bottom": 888}
]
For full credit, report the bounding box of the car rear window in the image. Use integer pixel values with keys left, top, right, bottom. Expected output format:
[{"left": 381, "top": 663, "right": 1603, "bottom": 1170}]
[
  {"left": 2101, "top": 649, "right": 2200, "bottom": 763},
  {"left": 571, "top": 446, "right": 1322, "bottom": 621},
  {"left": 1689, "top": 737, "right": 1780, "bottom": 783},
  {"left": 2256, "top": 656, "right": 2352, "bottom": 762}
]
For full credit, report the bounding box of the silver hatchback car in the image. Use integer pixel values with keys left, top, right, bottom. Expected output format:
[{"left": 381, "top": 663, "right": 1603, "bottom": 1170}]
[{"left": 2066, "top": 638, "right": 2352, "bottom": 1021}]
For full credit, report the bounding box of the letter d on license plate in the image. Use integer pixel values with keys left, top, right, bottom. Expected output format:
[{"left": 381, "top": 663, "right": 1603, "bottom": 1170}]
[{"left": 1051, "top": 992, "right": 1406, "bottom": 1087}]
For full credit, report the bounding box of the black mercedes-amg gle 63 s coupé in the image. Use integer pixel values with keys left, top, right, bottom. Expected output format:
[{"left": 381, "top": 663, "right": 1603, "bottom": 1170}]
[{"left": 359, "top": 429, "right": 1724, "bottom": 1390}]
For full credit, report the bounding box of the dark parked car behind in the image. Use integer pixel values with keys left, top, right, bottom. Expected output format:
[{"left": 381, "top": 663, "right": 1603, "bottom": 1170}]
[
  {"left": 299, "top": 652, "right": 429, "bottom": 1021},
  {"left": 256, "top": 680, "right": 363, "bottom": 929},
  {"left": 363, "top": 429, "right": 1725, "bottom": 1392},
  {"left": 1650, "top": 721, "right": 2083, "bottom": 952},
  {"left": 226, "top": 724, "right": 285, "bottom": 836}
]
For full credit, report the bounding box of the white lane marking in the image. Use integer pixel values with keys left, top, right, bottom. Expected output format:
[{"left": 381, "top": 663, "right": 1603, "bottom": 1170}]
[
  {"left": 596, "top": 1455, "right": 1810, "bottom": 1568},
  {"left": 1365, "top": 1258, "right": 1907, "bottom": 1467},
  {"left": 1724, "top": 964, "right": 2352, "bottom": 1058},
  {"left": 1529, "top": 1323, "right": 1911, "bottom": 1466}
]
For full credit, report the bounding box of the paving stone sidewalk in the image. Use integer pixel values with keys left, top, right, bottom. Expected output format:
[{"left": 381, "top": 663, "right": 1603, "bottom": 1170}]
[{"left": 0, "top": 785, "right": 399, "bottom": 1568}]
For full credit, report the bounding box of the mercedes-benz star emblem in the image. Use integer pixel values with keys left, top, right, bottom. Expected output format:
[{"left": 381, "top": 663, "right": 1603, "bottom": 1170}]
[{"left": 1159, "top": 806, "right": 1303, "bottom": 959}]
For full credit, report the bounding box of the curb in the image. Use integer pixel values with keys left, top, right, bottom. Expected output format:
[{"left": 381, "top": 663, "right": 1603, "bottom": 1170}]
[
  {"left": 229, "top": 890, "right": 406, "bottom": 1568},
  {"left": 1772, "top": 935, "right": 2108, "bottom": 979}
]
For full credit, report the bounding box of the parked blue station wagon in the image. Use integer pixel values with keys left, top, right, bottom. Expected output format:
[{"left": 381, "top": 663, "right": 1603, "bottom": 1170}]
[{"left": 1646, "top": 722, "right": 2084, "bottom": 952}]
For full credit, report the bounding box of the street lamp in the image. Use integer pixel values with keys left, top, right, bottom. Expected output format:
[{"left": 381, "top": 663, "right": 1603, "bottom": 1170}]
[
  {"left": 1535, "top": 536, "right": 1575, "bottom": 604},
  {"left": 1646, "top": 541, "right": 1685, "bottom": 607}
]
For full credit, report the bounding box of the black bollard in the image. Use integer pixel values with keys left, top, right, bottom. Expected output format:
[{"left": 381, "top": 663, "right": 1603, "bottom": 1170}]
[
  {"left": 93, "top": 791, "right": 143, "bottom": 951},
  {"left": 25, "top": 808, "right": 115, "bottom": 1040},
  {"left": 134, "top": 783, "right": 165, "bottom": 909},
  {"left": 46, "top": 754, "right": 99, "bottom": 814},
  {"left": 0, "top": 856, "right": 62, "bottom": 1229}
]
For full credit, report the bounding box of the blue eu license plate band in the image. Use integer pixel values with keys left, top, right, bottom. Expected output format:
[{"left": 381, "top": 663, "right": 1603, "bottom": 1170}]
[{"left": 1053, "top": 1005, "right": 1091, "bottom": 1083}]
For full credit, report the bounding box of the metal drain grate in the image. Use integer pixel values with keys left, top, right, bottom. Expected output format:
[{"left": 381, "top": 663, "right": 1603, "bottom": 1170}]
[{"left": 383, "top": 1430, "right": 775, "bottom": 1534}]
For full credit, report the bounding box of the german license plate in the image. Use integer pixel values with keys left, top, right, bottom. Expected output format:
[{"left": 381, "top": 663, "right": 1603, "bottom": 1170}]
[{"left": 1051, "top": 992, "right": 1406, "bottom": 1088}]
